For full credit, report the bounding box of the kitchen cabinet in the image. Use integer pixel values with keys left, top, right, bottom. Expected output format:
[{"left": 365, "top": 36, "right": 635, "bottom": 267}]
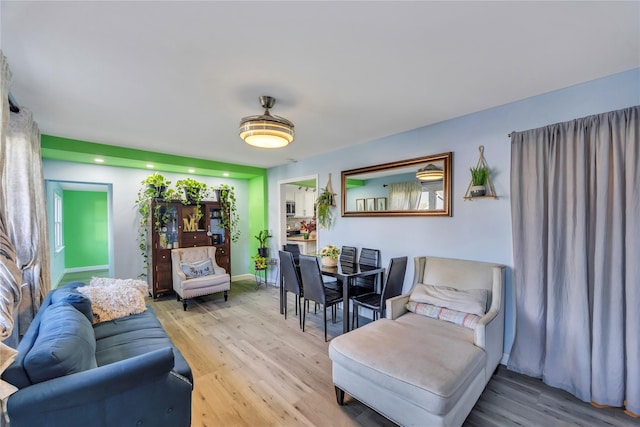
[
  {"left": 304, "top": 192, "right": 316, "bottom": 218},
  {"left": 294, "top": 190, "right": 305, "bottom": 217}
]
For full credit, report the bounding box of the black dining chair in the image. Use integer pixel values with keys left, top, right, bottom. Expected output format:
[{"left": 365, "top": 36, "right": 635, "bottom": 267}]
[
  {"left": 279, "top": 250, "right": 304, "bottom": 328},
  {"left": 352, "top": 256, "right": 408, "bottom": 329},
  {"left": 354, "top": 248, "right": 381, "bottom": 295},
  {"left": 298, "top": 255, "right": 343, "bottom": 341},
  {"left": 340, "top": 246, "right": 358, "bottom": 265},
  {"left": 282, "top": 244, "right": 301, "bottom": 265}
]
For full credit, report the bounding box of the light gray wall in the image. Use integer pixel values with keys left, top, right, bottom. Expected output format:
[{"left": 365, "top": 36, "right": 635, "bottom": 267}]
[
  {"left": 42, "top": 161, "right": 251, "bottom": 281},
  {"left": 267, "top": 68, "right": 640, "bottom": 359}
]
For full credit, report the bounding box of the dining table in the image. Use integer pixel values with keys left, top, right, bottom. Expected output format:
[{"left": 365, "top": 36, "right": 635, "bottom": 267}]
[{"left": 320, "top": 261, "right": 386, "bottom": 333}]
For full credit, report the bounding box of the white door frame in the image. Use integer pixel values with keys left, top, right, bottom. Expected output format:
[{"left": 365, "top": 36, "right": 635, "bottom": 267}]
[{"left": 277, "top": 174, "right": 318, "bottom": 253}]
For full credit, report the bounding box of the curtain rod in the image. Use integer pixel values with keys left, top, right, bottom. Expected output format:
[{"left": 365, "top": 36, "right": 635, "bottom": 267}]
[{"left": 8, "top": 92, "right": 20, "bottom": 113}]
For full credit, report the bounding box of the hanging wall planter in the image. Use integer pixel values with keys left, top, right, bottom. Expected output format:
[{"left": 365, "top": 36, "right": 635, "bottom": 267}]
[{"left": 316, "top": 173, "right": 337, "bottom": 229}]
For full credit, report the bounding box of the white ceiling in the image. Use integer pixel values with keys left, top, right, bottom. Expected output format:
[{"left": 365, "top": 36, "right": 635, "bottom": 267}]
[{"left": 2, "top": 1, "right": 639, "bottom": 169}]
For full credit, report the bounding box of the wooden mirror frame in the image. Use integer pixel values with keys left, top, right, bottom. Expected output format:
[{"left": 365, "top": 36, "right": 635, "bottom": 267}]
[{"left": 341, "top": 152, "right": 452, "bottom": 217}]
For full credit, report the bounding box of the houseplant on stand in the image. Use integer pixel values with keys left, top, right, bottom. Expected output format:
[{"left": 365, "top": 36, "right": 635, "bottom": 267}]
[
  {"left": 255, "top": 229, "right": 272, "bottom": 257},
  {"left": 469, "top": 166, "right": 489, "bottom": 197}
]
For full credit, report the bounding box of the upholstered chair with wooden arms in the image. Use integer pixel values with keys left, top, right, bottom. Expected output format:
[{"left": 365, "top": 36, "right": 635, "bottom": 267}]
[{"left": 171, "top": 246, "right": 230, "bottom": 311}]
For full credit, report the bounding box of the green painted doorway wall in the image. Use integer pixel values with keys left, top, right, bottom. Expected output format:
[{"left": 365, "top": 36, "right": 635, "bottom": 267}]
[{"left": 63, "top": 190, "right": 108, "bottom": 268}]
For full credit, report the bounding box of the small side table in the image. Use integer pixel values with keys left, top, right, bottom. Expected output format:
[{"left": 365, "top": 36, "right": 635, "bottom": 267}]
[
  {"left": 254, "top": 267, "right": 267, "bottom": 289},
  {"left": 254, "top": 258, "right": 278, "bottom": 289}
]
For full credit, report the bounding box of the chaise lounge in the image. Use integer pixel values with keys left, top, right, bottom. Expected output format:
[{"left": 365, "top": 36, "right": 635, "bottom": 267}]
[{"left": 329, "top": 256, "right": 506, "bottom": 427}]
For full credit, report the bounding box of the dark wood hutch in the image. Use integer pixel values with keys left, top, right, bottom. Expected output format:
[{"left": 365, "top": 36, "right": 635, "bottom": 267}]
[{"left": 148, "top": 199, "right": 231, "bottom": 298}]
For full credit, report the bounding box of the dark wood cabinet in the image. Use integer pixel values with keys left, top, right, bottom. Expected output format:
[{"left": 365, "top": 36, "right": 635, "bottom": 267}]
[{"left": 148, "top": 199, "right": 231, "bottom": 298}]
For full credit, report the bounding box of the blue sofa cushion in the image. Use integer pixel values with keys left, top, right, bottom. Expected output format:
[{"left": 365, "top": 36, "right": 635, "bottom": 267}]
[
  {"left": 93, "top": 307, "right": 192, "bottom": 384},
  {"left": 24, "top": 301, "right": 97, "bottom": 384},
  {"left": 51, "top": 287, "right": 93, "bottom": 323}
]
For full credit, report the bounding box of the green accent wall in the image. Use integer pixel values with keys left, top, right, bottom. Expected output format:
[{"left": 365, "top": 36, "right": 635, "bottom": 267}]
[
  {"left": 63, "top": 191, "right": 108, "bottom": 268},
  {"left": 248, "top": 175, "right": 268, "bottom": 273}
]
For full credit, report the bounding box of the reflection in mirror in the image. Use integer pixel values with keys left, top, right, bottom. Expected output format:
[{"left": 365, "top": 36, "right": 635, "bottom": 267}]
[{"left": 341, "top": 152, "right": 452, "bottom": 217}]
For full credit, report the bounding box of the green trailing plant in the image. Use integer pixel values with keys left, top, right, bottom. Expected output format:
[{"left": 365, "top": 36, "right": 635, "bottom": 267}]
[
  {"left": 470, "top": 165, "right": 490, "bottom": 186},
  {"left": 135, "top": 173, "right": 175, "bottom": 277},
  {"left": 315, "top": 186, "right": 336, "bottom": 229},
  {"left": 176, "top": 178, "right": 210, "bottom": 220},
  {"left": 215, "top": 184, "right": 240, "bottom": 242}
]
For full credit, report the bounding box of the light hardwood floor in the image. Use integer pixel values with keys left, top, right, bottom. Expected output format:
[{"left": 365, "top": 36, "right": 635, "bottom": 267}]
[{"left": 152, "top": 279, "right": 636, "bottom": 427}]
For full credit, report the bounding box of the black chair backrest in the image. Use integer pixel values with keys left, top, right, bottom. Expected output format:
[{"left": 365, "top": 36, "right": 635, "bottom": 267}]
[
  {"left": 356, "top": 248, "right": 381, "bottom": 289},
  {"left": 381, "top": 256, "right": 408, "bottom": 302},
  {"left": 279, "top": 250, "right": 302, "bottom": 295},
  {"left": 282, "top": 244, "right": 301, "bottom": 264},
  {"left": 340, "top": 246, "right": 357, "bottom": 265},
  {"left": 298, "top": 255, "right": 326, "bottom": 305}
]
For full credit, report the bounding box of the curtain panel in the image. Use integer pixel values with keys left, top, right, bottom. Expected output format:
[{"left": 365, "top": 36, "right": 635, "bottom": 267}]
[
  {"left": 0, "top": 51, "right": 50, "bottom": 347},
  {"left": 388, "top": 181, "right": 421, "bottom": 210},
  {"left": 508, "top": 106, "right": 640, "bottom": 415}
]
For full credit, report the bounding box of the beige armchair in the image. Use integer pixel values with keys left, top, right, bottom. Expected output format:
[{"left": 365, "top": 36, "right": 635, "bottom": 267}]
[{"left": 171, "top": 246, "right": 231, "bottom": 311}]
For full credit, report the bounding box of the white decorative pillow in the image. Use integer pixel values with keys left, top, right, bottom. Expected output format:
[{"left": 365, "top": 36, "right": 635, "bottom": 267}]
[
  {"left": 180, "top": 259, "right": 214, "bottom": 279},
  {"left": 409, "top": 283, "right": 488, "bottom": 317},
  {"left": 78, "top": 278, "right": 147, "bottom": 324},
  {"left": 406, "top": 301, "right": 480, "bottom": 329}
]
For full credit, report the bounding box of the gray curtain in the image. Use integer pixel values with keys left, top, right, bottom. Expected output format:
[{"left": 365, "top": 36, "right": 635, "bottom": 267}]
[
  {"left": 508, "top": 106, "right": 639, "bottom": 415},
  {"left": 0, "top": 51, "right": 50, "bottom": 347},
  {"left": 388, "top": 181, "right": 421, "bottom": 210}
]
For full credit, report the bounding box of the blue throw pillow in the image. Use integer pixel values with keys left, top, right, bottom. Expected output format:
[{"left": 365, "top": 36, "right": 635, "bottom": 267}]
[
  {"left": 180, "top": 258, "right": 214, "bottom": 278},
  {"left": 51, "top": 287, "right": 93, "bottom": 323},
  {"left": 24, "top": 301, "right": 97, "bottom": 384}
]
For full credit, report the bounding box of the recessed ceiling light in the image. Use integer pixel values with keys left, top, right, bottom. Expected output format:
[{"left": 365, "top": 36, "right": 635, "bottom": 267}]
[
  {"left": 223, "top": 172, "right": 229, "bottom": 177},
  {"left": 94, "top": 158, "right": 104, "bottom": 163},
  {"left": 146, "top": 164, "right": 154, "bottom": 168},
  {"left": 188, "top": 168, "right": 195, "bottom": 173}
]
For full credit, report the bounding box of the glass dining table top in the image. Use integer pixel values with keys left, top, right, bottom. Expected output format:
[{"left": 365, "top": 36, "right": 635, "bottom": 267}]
[{"left": 319, "top": 261, "right": 385, "bottom": 333}]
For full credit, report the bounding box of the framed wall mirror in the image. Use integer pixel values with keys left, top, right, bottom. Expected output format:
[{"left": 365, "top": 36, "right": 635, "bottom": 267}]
[{"left": 341, "top": 152, "right": 452, "bottom": 217}]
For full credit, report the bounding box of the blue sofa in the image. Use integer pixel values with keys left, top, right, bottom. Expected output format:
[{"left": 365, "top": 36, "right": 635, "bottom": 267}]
[{"left": 2, "top": 282, "right": 193, "bottom": 427}]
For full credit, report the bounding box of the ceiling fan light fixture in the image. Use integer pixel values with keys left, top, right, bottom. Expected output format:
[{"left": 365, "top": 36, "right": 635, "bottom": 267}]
[
  {"left": 416, "top": 164, "right": 444, "bottom": 181},
  {"left": 239, "top": 96, "right": 294, "bottom": 148}
]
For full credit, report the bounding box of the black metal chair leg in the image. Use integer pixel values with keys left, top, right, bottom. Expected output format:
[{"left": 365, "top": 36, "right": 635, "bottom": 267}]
[
  {"left": 324, "top": 305, "right": 328, "bottom": 342},
  {"left": 302, "top": 300, "right": 306, "bottom": 332}
]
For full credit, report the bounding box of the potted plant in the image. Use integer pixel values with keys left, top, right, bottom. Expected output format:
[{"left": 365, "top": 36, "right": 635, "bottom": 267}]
[
  {"left": 135, "top": 173, "right": 176, "bottom": 277},
  {"left": 315, "top": 186, "right": 336, "bottom": 229},
  {"left": 469, "top": 166, "right": 490, "bottom": 197},
  {"left": 215, "top": 184, "right": 240, "bottom": 242},
  {"left": 319, "top": 244, "right": 340, "bottom": 267},
  {"left": 255, "top": 229, "right": 272, "bottom": 257},
  {"left": 175, "top": 177, "right": 210, "bottom": 222},
  {"left": 252, "top": 253, "right": 267, "bottom": 270}
]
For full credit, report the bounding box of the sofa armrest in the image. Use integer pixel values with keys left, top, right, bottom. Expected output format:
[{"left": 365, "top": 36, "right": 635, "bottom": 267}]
[
  {"left": 386, "top": 293, "right": 411, "bottom": 320},
  {"left": 473, "top": 266, "right": 505, "bottom": 373},
  {"left": 7, "top": 348, "right": 192, "bottom": 427},
  {"left": 213, "top": 266, "right": 226, "bottom": 275}
]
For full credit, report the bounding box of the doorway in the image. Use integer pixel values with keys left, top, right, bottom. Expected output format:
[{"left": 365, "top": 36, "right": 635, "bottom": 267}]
[
  {"left": 279, "top": 175, "right": 318, "bottom": 256},
  {"left": 45, "top": 180, "right": 114, "bottom": 287}
]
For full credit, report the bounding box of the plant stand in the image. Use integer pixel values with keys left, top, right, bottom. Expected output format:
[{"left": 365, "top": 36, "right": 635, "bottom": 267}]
[{"left": 464, "top": 145, "right": 497, "bottom": 200}]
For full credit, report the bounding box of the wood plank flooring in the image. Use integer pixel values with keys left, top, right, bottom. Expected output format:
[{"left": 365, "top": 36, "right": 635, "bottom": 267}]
[{"left": 152, "top": 279, "right": 637, "bottom": 427}]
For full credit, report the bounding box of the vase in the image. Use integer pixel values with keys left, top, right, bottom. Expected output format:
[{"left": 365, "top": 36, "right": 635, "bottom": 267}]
[
  {"left": 470, "top": 185, "right": 486, "bottom": 197},
  {"left": 322, "top": 256, "right": 338, "bottom": 267}
]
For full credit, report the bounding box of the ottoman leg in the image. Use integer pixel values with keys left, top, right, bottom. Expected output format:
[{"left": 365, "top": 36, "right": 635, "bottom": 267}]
[
  {"left": 335, "top": 386, "right": 345, "bottom": 406},
  {"left": 224, "top": 290, "right": 228, "bottom": 301}
]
